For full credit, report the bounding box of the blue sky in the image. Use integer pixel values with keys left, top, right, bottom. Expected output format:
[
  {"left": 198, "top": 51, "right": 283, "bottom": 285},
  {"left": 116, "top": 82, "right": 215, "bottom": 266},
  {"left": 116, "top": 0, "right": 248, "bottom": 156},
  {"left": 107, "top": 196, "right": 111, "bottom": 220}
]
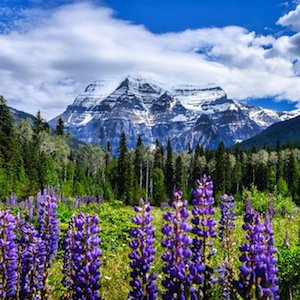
[
  {"left": 2, "top": 0, "right": 296, "bottom": 33},
  {"left": 0, "top": 0, "right": 300, "bottom": 116},
  {"left": 105, "top": 0, "right": 291, "bottom": 34}
]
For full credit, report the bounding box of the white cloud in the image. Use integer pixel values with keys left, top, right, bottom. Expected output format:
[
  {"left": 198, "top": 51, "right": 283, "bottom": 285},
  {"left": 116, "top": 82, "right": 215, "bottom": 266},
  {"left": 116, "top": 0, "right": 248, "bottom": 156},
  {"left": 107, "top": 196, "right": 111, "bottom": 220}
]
[
  {"left": 0, "top": 2, "right": 300, "bottom": 119},
  {"left": 278, "top": 4, "right": 300, "bottom": 31}
]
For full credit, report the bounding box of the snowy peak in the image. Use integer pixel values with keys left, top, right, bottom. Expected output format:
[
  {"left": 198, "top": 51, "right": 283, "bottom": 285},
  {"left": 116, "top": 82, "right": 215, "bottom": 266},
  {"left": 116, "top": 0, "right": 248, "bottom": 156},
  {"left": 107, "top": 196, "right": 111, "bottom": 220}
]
[
  {"left": 72, "top": 75, "right": 228, "bottom": 113},
  {"left": 53, "top": 74, "right": 300, "bottom": 154},
  {"left": 172, "top": 84, "right": 227, "bottom": 111},
  {"left": 73, "top": 78, "right": 121, "bottom": 108}
]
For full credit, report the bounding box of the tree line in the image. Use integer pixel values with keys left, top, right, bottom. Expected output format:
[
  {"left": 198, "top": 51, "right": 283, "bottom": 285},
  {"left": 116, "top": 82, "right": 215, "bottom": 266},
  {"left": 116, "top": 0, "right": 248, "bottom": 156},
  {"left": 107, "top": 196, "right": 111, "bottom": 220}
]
[{"left": 0, "top": 95, "right": 299, "bottom": 205}]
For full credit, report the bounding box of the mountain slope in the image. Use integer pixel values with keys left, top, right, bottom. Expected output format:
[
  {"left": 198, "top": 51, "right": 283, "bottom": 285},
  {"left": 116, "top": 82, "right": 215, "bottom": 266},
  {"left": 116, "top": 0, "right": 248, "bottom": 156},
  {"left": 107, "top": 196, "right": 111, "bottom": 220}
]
[
  {"left": 51, "top": 75, "right": 300, "bottom": 154},
  {"left": 9, "top": 107, "right": 35, "bottom": 123},
  {"left": 241, "top": 115, "right": 300, "bottom": 149}
]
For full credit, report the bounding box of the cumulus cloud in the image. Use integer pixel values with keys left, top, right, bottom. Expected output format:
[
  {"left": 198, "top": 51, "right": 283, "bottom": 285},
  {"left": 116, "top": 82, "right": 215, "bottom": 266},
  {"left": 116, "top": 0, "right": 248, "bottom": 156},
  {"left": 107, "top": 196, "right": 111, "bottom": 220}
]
[
  {"left": 0, "top": 2, "right": 300, "bottom": 119},
  {"left": 278, "top": 4, "right": 300, "bottom": 31}
]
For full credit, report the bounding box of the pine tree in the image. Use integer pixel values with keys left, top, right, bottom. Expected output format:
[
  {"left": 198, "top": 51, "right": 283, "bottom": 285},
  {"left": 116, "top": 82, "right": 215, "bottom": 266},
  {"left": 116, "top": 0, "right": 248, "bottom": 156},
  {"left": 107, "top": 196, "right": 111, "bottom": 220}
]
[
  {"left": 117, "top": 132, "right": 129, "bottom": 202},
  {"left": 174, "top": 156, "right": 183, "bottom": 190},
  {"left": 152, "top": 167, "right": 166, "bottom": 205},
  {"left": 287, "top": 151, "right": 300, "bottom": 203},
  {"left": 33, "top": 111, "right": 45, "bottom": 137},
  {"left": 134, "top": 136, "right": 144, "bottom": 189},
  {"left": 224, "top": 151, "right": 232, "bottom": 192},
  {"left": 154, "top": 139, "right": 164, "bottom": 169},
  {"left": 233, "top": 143, "right": 243, "bottom": 193},
  {"left": 56, "top": 117, "right": 64, "bottom": 135},
  {"left": 0, "top": 96, "right": 23, "bottom": 188},
  {"left": 215, "top": 141, "right": 226, "bottom": 193},
  {"left": 125, "top": 153, "right": 134, "bottom": 204},
  {"left": 164, "top": 139, "right": 174, "bottom": 197}
]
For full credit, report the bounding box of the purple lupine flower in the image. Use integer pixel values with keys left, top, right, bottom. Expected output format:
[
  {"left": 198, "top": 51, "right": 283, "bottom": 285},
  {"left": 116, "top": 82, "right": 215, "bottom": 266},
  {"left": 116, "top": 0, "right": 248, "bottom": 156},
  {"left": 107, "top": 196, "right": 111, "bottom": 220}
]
[
  {"left": 219, "top": 194, "right": 235, "bottom": 242},
  {"left": 245, "top": 195, "right": 252, "bottom": 217},
  {"left": 218, "top": 194, "right": 236, "bottom": 300},
  {"left": 37, "top": 193, "right": 60, "bottom": 297},
  {"left": 160, "top": 202, "right": 169, "bottom": 210},
  {"left": 61, "top": 216, "right": 76, "bottom": 299},
  {"left": 235, "top": 210, "right": 268, "bottom": 299},
  {"left": 161, "top": 191, "right": 195, "bottom": 300},
  {"left": 11, "top": 194, "right": 17, "bottom": 208},
  {"left": 63, "top": 213, "right": 102, "bottom": 300},
  {"left": 5, "top": 194, "right": 17, "bottom": 208},
  {"left": 263, "top": 213, "right": 279, "bottom": 300},
  {"left": 28, "top": 196, "right": 34, "bottom": 222},
  {"left": 0, "top": 211, "right": 18, "bottom": 299},
  {"left": 128, "top": 199, "right": 158, "bottom": 300},
  {"left": 235, "top": 197, "right": 279, "bottom": 299},
  {"left": 191, "top": 175, "right": 217, "bottom": 299},
  {"left": 18, "top": 219, "right": 46, "bottom": 299},
  {"left": 218, "top": 262, "right": 235, "bottom": 300}
]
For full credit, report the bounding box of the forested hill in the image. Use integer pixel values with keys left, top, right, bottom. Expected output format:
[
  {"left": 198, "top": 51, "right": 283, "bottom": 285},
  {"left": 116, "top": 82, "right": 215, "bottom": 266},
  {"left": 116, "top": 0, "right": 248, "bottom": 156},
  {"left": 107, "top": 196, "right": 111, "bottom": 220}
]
[{"left": 241, "top": 115, "right": 300, "bottom": 149}]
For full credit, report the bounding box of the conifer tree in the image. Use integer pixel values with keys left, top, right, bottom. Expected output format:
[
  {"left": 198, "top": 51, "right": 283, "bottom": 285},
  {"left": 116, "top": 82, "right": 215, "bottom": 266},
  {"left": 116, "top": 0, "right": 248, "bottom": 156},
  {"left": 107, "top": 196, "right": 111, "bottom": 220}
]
[
  {"left": 287, "top": 151, "right": 300, "bottom": 204},
  {"left": 174, "top": 156, "right": 183, "bottom": 190},
  {"left": 154, "top": 139, "right": 164, "bottom": 169},
  {"left": 164, "top": 139, "right": 174, "bottom": 197},
  {"left": 56, "top": 117, "right": 64, "bottom": 135},
  {"left": 117, "top": 132, "right": 129, "bottom": 202},
  {"left": 134, "top": 136, "right": 144, "bottom": 189},
  {"left": 0, "top": 96, "right": 23, "bottom": 189},
  {"left": 33, "top": 111, "right": 45, "bottom": 138},
  {"left": 215, "top": 141, "right": 226, "bottom": 193},
  {"left": 152, "top": 167, "right": 166, "bottom": 205}
]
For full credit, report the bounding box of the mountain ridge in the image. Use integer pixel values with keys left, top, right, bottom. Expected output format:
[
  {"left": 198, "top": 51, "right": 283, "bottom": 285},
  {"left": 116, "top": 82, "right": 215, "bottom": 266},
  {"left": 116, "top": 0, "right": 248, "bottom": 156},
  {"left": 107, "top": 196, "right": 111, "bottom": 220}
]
[
  {"left": 240, "top": 114, "right": 300, "bottom": 149},
  {"left": 50, "top": 75, "right": 300, "bottom": 154}
]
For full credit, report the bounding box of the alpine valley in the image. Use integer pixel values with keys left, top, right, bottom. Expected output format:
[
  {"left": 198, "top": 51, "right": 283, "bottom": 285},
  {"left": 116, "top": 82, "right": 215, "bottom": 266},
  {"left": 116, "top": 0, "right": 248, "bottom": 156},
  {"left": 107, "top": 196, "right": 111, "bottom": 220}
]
[{"left": 50, "top": 75, "right": 300, "bottom": 154}]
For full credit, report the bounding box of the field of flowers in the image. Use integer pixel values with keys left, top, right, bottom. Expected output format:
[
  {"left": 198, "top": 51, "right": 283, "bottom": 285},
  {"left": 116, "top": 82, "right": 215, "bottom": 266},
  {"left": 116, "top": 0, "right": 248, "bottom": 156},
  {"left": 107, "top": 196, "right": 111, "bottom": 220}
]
[{"left": 1, "top": 176, "right": 300, "bottom": 300}]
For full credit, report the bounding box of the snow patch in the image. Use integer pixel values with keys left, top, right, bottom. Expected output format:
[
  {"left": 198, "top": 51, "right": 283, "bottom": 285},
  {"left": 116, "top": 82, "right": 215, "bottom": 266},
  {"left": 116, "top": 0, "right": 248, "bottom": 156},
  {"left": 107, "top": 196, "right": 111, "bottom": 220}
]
[
  {"left": 78, "top": 113, "right": 93, "bottom": 126},
  {"left": 171, "top": 115, "right": 187, "bottom": 122}
]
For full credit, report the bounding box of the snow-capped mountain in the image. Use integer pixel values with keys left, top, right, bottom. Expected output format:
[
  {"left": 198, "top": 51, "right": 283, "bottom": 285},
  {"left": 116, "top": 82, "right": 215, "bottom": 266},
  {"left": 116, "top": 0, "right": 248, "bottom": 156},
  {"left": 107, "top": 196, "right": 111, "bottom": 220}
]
[{"left": 51, "top": 75, "right": 300, "bottom": 154}]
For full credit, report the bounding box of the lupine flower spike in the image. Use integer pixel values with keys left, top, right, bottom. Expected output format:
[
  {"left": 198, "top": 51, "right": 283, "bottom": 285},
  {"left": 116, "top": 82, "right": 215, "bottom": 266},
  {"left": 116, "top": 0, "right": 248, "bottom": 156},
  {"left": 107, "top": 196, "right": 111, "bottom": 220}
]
[
  {"left": 235, "top": 197, "right": 280, "bottom": 299},
  {"left": 37, "top": 193, "right": 60, "bottom": 298},
  {"left": 62, "top": 213, "right": 102, "bottom": 300},
  {"left": 128, "top": 198, "right": 158, "bottom": 300},
  {"left": 161, "top": 191, "right": 195, "bottom": 300},
  {"left": 191, "top": 175, "right": 217, "bottom": 299},
  {"left": 218, "top": 194, "right": 236, "bottom": 300},
  {"left": 0, "top": 211, "right": 18, "bottom": 299}
]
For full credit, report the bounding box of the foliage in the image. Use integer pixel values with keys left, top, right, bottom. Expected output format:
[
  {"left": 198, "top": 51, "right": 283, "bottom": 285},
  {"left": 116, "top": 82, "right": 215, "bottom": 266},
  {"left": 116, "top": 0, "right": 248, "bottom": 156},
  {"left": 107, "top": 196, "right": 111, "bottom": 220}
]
[
  {"left": 241, "top": 185, "right": 296, "bottom": 216},
  {"left": 278, "top": 245, "right": 300, "bottom": 299}
]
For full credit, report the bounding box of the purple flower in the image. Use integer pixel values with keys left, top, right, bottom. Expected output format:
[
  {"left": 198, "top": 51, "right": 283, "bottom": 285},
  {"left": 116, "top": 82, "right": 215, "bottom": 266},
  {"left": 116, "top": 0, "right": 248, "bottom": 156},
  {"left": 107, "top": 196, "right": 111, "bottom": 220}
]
[
  {"left": 161, "top": 191, "right": 195, "bottom": 300},
  {"left": 235, "top": 197, "right": 279, "bottom": 299},
  {"left": 128, "top": 199, "right": 158, "bottom": 300},
  {"left": 264, "top": 213, "right": 279, "bottom": 299},
  {"left": 18, "top": 219, "right": 46, "bottom": 299},
  {"left": 218, "top": 194, "right": 236, "bottom": 300},
  {"left": 28, "top": 196, "right": 34, "bottom": 222},
  {"left": 0, "top": 211, "right": 18, "bottom": 298},
  {"left": 191, "top": 175, "right": 217, "bottom": 299},
  {"left": 62, "top": 213, "right": 102, "bottom": 300},
  {"left": 37, "top": 193, "right": 60, "bottom": 297}
]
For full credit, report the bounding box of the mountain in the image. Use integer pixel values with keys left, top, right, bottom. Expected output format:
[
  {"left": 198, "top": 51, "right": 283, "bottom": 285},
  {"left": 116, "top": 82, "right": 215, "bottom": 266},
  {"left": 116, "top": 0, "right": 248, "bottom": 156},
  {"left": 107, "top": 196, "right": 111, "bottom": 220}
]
[
  {"left": 240, "top": 115, "right": 300, "bottom": 149},
  {"left": 9, "top": 107, "right": 35, "bottom": 123},
  {"left": 51, "top": 75, "right": 300, "bottom": 154}
]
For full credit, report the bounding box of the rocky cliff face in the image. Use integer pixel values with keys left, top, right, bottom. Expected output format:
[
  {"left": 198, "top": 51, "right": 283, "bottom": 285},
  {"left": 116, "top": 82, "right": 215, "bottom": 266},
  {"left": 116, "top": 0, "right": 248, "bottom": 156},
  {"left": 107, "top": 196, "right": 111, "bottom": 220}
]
[{"left": 51, "top": 75, "right": 300, "bottom": 154}]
